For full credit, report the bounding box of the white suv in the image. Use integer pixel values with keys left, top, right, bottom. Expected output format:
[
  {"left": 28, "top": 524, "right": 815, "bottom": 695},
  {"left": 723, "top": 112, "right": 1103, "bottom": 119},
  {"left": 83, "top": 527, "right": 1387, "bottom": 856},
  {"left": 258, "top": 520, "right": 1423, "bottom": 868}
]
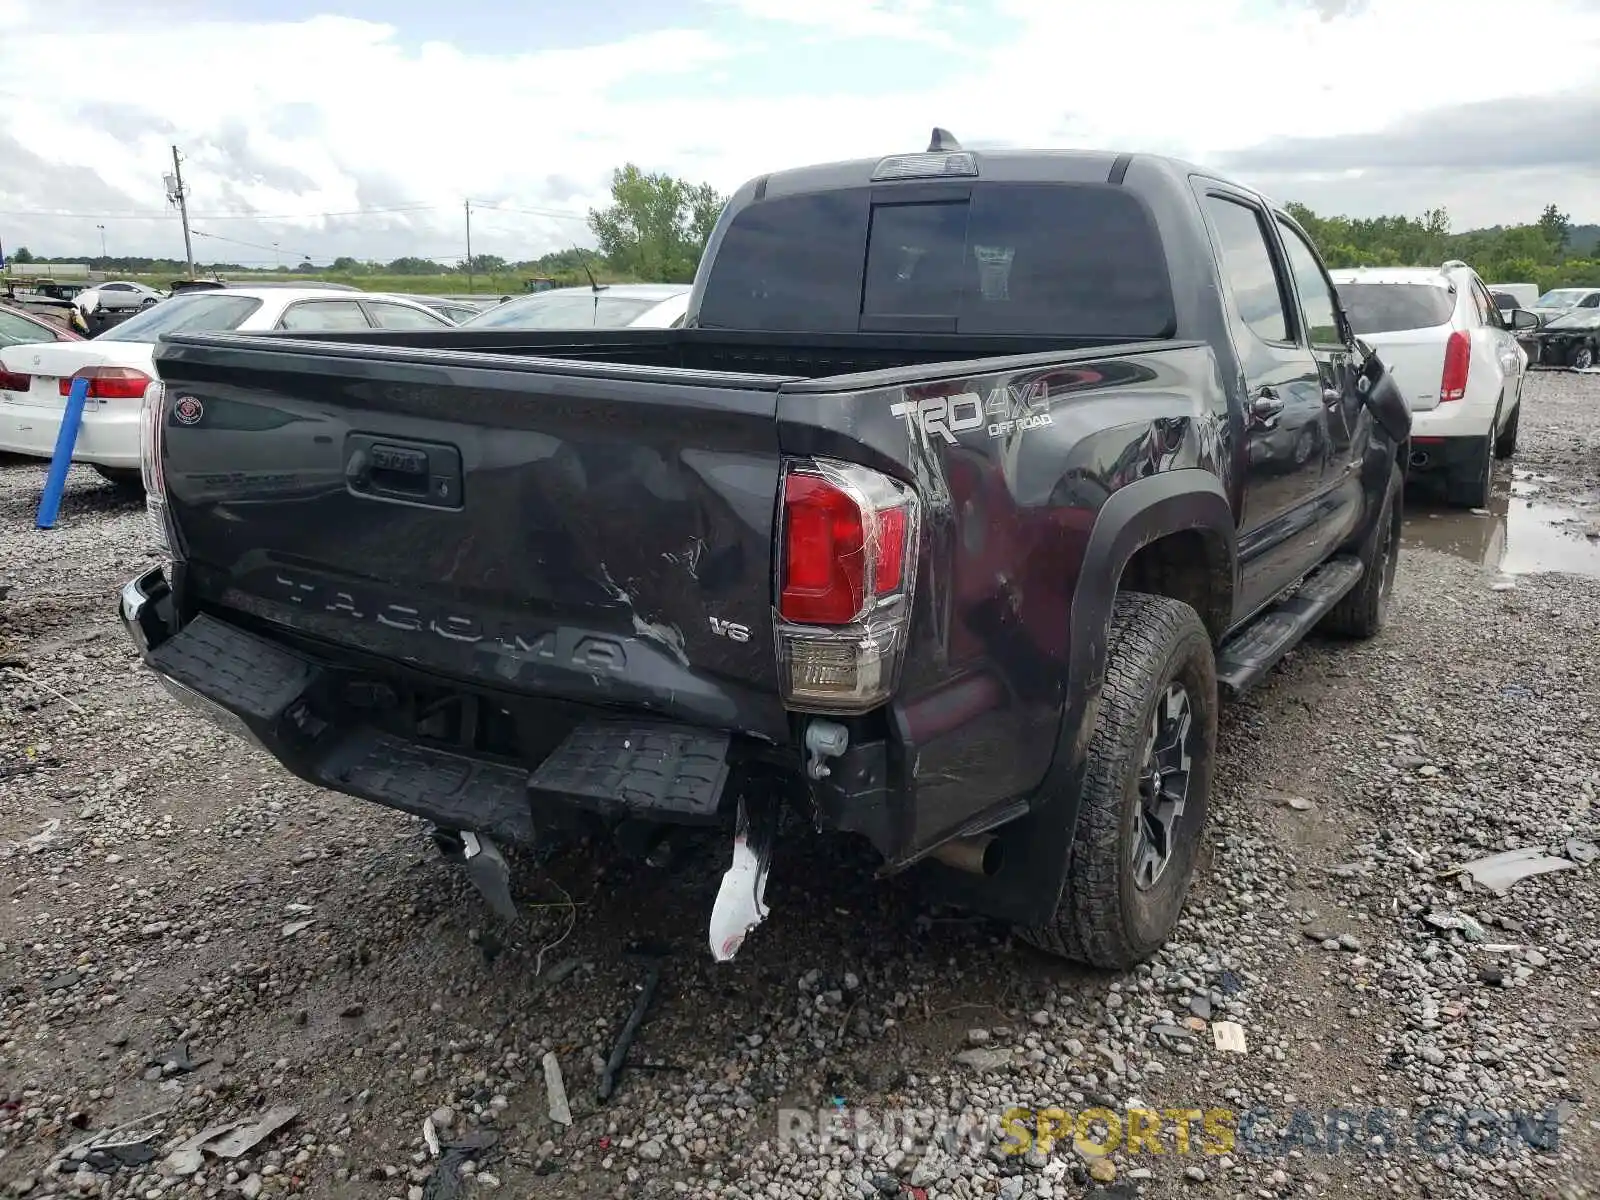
[{"left": 1330, "top": 262, "right": 1533, "bottom": 508}]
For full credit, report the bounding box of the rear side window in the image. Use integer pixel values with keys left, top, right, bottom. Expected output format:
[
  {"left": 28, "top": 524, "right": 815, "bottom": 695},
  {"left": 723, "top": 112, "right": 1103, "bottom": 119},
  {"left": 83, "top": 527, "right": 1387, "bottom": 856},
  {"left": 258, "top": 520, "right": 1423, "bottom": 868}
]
[
  {"left": 278, "top": 300, "right": 371, "bottom": 332},
  {"left": 1202, "top": 196, "right": 1290, "bottom": 344},
  {"left": 698, "top": 183, "right": 1175, "bottom": 338},
  {"left": 1336, "top": 284, "right": 1455, "bottom": 334}
]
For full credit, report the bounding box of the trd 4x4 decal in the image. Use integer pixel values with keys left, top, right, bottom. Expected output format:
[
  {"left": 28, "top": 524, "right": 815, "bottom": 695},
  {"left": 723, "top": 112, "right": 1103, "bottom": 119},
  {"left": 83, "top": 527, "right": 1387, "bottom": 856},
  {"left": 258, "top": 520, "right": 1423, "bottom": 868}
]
[{"left": 890, "top": 380, "right": 1055, "bottom": 444}]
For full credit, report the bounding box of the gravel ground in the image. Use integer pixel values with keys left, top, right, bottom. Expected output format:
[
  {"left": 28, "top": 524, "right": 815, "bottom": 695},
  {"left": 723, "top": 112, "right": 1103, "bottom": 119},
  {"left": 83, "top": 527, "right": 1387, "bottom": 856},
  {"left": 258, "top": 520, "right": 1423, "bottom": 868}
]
[{"left": 2, "top": 370, "right": 1598, "bottom": 1200}]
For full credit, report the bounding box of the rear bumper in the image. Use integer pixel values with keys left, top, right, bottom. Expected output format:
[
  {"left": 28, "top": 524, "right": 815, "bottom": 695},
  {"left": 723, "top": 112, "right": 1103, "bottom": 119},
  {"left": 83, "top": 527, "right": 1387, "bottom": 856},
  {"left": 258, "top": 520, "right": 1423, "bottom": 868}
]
[
  {"left": 0, "top": 398, "right": 141, "bottom": 467},
  {"left": 119, "top": 567, "right": 1067, "bottom": 927},
  {"left": 118, "top": 566, "right": 760, "bottom": 845},
  {"left": 1406, "top": 433, "right": 1486, "bottom": 478}
]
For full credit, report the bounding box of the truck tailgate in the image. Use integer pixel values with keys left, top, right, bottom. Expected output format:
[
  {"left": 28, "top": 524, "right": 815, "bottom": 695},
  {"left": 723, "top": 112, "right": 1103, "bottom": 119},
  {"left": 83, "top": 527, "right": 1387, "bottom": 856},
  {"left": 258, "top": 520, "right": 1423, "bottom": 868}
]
[{"left": 152, "top": 335, "right": 792, "bottom": 736}]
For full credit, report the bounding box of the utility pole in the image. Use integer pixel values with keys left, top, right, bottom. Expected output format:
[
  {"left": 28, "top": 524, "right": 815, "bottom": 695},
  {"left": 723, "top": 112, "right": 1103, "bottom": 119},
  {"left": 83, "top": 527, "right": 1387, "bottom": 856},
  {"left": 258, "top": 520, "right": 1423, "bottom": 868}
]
[
  {"left": 165, "top": 145, "right": 195, "bottom": 279},
  {"left": 464, "top": 199, "right": 474, "bottom": 293},
  {"left": 97, "top": 224, "right": 106, "bottom": 259}
]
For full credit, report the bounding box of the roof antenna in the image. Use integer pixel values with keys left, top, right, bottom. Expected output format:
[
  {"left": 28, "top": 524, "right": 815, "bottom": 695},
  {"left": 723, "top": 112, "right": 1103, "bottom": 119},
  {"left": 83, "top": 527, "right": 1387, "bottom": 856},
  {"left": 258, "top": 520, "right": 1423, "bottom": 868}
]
[
  {"left": 928, "top": 127, "right": 961, "bottom": 152},
  {"left": 572, "top": 243, "right": 607, "bottom": 293}
]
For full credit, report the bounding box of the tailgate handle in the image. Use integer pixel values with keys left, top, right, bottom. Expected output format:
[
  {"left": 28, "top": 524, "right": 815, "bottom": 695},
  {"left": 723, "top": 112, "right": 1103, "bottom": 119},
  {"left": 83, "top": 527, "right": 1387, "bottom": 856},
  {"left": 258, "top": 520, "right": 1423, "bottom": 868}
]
[{"left": 344, "top": 435, "right": 463, "bottom": 509}]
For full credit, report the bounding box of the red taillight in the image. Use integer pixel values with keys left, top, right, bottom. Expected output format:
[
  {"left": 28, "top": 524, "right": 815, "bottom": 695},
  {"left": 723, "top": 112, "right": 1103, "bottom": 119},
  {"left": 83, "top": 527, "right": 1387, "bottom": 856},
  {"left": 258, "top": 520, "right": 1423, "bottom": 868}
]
[
  {"left": 781, "top": 474, "right": 867, "bottom": 625},
  {"left": 0, "top": 369, "right": 29, "bottom": 392},
  {"left": 1439, "top": 331, "right": 1470, "bottom": 403},
  {"left": 60, "top": 365, "right": 152, "bottom": 400},
  {"left": 779, "top": 469, "right": 914, "bottom": 625},
  {"left": 774, "top": 458, "right": 921, "bottom": 714}
]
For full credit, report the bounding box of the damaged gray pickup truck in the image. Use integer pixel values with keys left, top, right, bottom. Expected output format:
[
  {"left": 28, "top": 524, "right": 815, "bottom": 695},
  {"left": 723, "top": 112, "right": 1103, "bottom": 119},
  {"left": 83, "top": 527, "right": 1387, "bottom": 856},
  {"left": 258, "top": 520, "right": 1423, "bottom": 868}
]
[{"left": 118, "top": 131, "right": 1411, "bottom": 969}]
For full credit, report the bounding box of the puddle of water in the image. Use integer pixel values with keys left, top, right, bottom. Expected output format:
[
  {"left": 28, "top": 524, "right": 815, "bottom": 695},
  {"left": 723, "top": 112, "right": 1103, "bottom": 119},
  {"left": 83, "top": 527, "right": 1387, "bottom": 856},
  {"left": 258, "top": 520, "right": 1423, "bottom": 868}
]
[{"left": 1402, "top": 468, "right": 1600, "bottom": 580}]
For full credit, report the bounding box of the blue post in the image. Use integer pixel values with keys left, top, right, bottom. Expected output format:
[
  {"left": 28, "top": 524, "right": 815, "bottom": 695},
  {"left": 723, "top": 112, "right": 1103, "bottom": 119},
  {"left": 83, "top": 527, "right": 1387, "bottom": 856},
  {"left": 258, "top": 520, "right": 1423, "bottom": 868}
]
[{"left": 36, "top": 376, "right": 89, "bottom": 530}]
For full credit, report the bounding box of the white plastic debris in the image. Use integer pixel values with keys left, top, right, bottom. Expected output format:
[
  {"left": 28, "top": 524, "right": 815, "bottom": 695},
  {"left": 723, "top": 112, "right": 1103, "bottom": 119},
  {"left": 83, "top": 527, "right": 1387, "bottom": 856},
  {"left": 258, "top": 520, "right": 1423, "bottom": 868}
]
[
  {"left": 1212, "top": 1021, "right": 1248, "bottom": 1053},
  {"left": 542, "top": 1052, "right": 572, "bottom": 1127},
  {"left": 1458, "top": 848, "right": 1578, "bottom": 896},
  {"left": 708, "top": 835, "right": 771, "bottom": 962}
]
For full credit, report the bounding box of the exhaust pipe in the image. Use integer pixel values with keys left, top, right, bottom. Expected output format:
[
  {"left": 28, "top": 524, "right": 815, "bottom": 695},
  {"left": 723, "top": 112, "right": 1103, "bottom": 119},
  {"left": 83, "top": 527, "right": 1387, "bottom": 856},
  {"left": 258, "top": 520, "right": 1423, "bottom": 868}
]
[
  {"left": 1410, "top": 448, "right": 1430, "bottom": 469},
  {"left": 929, "top": 833, "right": 1003, "bottom": 876}
]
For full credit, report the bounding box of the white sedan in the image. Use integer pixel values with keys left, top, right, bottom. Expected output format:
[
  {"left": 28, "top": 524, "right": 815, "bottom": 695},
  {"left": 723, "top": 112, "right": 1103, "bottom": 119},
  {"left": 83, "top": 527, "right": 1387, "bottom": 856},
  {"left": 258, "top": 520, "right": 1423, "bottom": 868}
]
[{"left": 0, "top": 286, "right": 453, "bottom": 490}]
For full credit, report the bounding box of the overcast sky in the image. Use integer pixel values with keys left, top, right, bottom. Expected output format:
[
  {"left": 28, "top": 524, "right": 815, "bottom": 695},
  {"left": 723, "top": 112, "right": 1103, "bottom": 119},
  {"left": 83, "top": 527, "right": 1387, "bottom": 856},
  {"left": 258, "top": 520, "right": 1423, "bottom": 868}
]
[{"left": 1, "top": 0, "right": 1596, "bottom": 267}]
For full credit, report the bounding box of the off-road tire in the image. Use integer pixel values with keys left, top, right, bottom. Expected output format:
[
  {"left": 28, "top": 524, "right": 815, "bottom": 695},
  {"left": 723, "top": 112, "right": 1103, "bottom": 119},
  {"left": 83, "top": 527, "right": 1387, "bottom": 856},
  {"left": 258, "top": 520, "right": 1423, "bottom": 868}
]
[
  {"left": 1493, "top": 405, "right": 1520, "bottom": 460},
  {"left": 1321, "top": 462, "right": 1402, "bottom": 639},
  {"left": 1444, "top": 435, "right": 1493, "bottom": 509},
  {"left": 93, "top": 465, "right": 144, "bottom": 494},
  {"left": 1018, "top": 592, "right": 1216, "bottom": 969}
]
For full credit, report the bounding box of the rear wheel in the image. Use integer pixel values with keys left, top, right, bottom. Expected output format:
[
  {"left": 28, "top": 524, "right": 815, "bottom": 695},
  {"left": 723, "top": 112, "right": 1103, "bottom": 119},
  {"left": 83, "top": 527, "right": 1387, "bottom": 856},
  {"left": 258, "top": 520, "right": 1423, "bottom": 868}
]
[
  {"left": 1018, "top": 592, "right": 1217, "bottom": 969},
  {"left": 1494, "top": 404, "right": 1520, "bottom": 460},
  {"left": 1322, "top": 462, "right": 1402, "bottom": 639},
  {"left": 1444, "top": 435, "right": 1493, "bottom": 509},
  {"left": 93, "top": 465, "right": 144, "bottom": 494}
]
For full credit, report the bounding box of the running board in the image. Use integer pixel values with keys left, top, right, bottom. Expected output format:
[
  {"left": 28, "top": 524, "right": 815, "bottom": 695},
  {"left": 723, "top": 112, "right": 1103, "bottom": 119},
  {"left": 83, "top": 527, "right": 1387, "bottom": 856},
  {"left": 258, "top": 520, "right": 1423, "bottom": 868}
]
[{"left": 1216, "top": 555, "right": 1364, "bottom": 697}]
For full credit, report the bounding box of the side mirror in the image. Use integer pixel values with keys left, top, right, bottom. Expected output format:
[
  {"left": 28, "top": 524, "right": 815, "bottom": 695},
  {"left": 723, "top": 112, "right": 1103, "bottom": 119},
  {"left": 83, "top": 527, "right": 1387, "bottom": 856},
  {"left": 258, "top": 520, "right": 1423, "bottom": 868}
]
[{"left": 1509, "top": 308, "right": 1540, "bottom": 331}]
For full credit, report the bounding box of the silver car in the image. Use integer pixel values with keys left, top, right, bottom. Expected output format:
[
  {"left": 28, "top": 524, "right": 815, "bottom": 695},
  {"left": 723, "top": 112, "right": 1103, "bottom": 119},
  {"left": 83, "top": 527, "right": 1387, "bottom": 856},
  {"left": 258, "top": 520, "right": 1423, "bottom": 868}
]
[{"left": 462, "top": 283, "right": 690, "bottom": 330}]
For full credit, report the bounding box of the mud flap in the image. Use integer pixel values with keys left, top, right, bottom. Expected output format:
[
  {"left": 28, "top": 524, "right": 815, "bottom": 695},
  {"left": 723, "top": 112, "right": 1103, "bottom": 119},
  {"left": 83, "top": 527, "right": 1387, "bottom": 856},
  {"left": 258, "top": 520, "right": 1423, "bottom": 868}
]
[{"left": 707, "top": 792, "right": 777, "bottom": 962}]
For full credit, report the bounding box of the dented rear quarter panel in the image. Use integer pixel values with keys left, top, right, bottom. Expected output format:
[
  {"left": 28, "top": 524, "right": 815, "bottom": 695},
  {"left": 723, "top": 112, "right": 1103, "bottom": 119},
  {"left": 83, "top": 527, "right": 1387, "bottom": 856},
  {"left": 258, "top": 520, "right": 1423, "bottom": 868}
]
[{"left": 777, "top": 340, "right": 1236, "bottom": 856}]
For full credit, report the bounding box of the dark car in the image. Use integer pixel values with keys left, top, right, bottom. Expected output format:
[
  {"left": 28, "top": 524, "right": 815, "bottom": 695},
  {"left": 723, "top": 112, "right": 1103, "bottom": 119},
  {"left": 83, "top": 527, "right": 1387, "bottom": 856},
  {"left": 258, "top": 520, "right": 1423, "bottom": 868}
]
[
  {"left": 119, "top": 131, "right": 1409, "bottom": 970},
  {"left": 1531, "top": 309, "right": 1600, "bottom": 370}
]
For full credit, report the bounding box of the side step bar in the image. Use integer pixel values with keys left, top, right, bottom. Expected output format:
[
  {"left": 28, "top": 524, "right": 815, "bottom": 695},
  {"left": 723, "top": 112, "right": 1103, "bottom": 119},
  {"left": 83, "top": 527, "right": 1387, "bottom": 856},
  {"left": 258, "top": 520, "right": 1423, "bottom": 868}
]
[{"left": 1215, "top": 555, "right": 1363, "bottom": 697}]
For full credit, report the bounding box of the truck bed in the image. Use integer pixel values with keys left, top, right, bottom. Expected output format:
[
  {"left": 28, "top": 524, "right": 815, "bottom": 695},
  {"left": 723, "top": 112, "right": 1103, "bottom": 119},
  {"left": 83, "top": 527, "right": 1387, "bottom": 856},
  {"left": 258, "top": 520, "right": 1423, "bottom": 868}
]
[{"left": 231, "top": 325, "right": 1154, "bottom": 382}]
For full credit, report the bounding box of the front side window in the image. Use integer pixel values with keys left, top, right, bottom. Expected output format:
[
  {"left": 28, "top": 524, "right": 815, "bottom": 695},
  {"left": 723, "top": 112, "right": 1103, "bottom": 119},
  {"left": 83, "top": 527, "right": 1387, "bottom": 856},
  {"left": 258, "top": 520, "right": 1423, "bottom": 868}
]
[{"left": 1275, "top": 220, "right": 1342, "bottom": 346}]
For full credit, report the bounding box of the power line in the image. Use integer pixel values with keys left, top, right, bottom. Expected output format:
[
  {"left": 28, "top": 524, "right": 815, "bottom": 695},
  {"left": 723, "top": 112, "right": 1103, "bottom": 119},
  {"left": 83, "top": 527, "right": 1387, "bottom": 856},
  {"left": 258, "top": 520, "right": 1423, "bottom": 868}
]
[{"left": 466, "top": 200, "right": 591, "bottom": 224}]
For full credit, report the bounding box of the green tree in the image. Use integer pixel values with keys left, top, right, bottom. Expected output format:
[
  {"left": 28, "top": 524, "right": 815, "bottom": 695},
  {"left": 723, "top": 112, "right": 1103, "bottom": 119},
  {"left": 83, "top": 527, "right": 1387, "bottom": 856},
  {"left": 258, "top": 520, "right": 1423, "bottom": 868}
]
[
  {"left": 330, "top": 256, "right": 368, "bottom": 274},
  {"left": 1536, "top": 204, "right": 1570, "bottom": 253},
  {"left": 588, "top": 164, "right": 726, "bottom": 283},
  {"left": 9, "top": 246, "right": 32, "bottom": 263},
  {"left": 385, "top": 256, "right": 442, "bottom": 275}
]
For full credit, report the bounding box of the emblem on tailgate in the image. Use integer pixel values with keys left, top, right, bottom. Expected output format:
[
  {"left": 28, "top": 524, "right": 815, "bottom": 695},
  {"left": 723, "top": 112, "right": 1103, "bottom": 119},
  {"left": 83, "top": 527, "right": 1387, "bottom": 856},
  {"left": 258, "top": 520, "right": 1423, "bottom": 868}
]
[{"left": 174, "top": 395, "right": 204, "bottom": 425}]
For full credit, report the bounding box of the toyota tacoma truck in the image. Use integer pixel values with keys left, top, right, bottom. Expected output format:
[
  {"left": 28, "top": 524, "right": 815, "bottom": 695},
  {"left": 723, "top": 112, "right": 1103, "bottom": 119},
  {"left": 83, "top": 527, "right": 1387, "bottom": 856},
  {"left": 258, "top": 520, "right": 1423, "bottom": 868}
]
[{"left": 117, "top": 131, "right": 1411, "bottom": 969}]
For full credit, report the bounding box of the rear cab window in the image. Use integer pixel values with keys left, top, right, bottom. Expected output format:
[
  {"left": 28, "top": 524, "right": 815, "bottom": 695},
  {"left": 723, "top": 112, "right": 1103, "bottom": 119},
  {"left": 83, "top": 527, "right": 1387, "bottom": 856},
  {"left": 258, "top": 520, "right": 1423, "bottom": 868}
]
[
  {"left": 1336, "top": 284, "right": 1456, "bottom": 335},
  {"left": 697, "top": 182, "right": 1176, "bottom": 338}
]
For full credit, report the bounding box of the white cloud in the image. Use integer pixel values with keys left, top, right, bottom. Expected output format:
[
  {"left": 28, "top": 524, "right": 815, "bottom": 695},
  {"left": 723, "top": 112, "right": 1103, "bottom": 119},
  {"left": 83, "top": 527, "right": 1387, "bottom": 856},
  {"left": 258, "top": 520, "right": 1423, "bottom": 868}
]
[{"left": 0, "top": 0, "right": 1595, "bottom": 265}]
